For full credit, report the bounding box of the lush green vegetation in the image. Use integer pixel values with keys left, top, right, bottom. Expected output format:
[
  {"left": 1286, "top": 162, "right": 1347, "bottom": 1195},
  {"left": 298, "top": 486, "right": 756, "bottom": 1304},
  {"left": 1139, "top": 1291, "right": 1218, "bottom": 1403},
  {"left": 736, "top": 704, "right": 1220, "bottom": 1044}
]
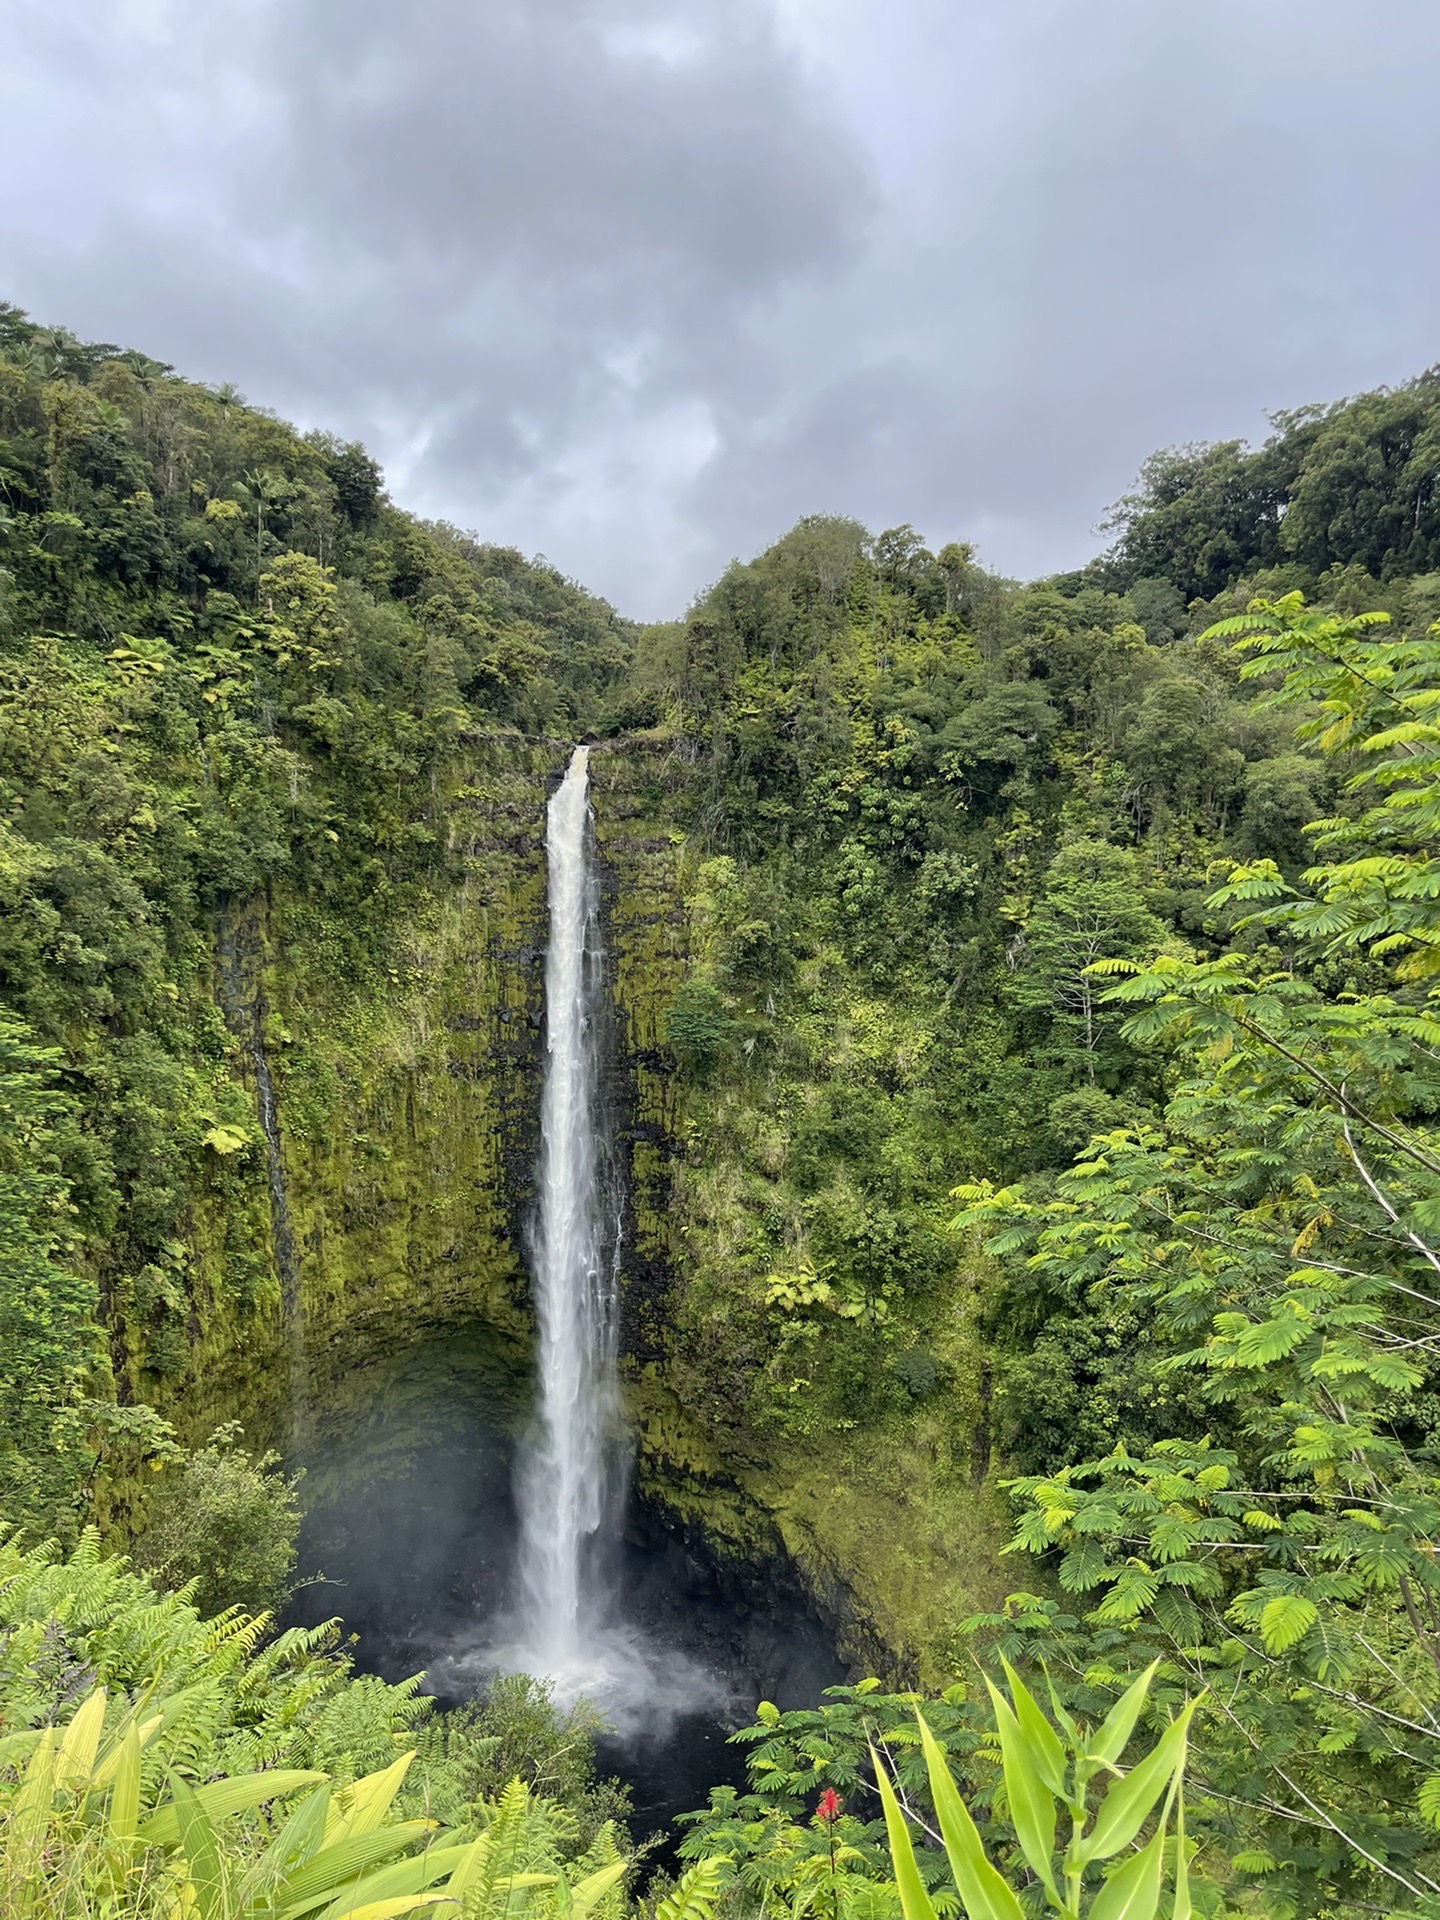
[
  {"left": 0, "top": 300, "right": 628, "bottom": 1535},
  {"left": 622, "top": 375, "right": 1440, "bottom": 1912},
  {"left": 10, "top": 302, "right": 1440, "bottom": 1916},
  {"left": 0, "top": 1531, "right": 1197, "bottom": 1920},
  {"left": 629, "top": 488, "right": 1440, "bottom": 1466},
  {"left": 1094, "top": 374, "right": 1440, "bottom": 604},
  {"left": 655, "top": 580, "right": 1440, "bottom": 1913},
  {"left": 0, "top": 1533, "right": 658, "bottom": 1919}
]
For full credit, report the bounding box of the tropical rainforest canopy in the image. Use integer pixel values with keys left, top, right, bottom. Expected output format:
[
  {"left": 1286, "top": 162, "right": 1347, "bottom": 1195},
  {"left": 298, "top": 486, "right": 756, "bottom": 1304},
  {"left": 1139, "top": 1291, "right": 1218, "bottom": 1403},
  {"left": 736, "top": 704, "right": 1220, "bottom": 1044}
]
[{"left": 5, "top": 298, "right": 1440, "bottom": 1917}]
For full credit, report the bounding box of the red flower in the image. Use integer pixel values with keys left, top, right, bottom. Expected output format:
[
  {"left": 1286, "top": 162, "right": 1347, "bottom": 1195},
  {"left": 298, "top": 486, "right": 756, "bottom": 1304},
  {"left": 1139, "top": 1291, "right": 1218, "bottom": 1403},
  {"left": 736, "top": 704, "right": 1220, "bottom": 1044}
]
[{"left": 816, "top": 1788, "right": 842, "bottom": 1824}]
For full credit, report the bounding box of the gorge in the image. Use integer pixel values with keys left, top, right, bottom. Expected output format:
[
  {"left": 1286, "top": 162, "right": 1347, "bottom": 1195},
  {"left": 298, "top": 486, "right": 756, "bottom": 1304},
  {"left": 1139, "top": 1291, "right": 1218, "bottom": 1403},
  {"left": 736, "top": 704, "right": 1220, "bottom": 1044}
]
[
  {"left": 8, "top": 304, "right": 1440, "bottom": 1913},
  {"left": 283, "top": 740, "right": 845, "bottom": 1832}
]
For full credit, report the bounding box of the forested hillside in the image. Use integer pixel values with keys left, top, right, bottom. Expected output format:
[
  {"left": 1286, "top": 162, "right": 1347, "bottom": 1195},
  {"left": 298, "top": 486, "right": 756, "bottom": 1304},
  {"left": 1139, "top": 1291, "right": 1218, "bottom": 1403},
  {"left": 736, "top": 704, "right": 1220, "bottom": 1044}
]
[
  {"left": 628, "top": 383, "right": 1440, "bottom": 1912},
  {"left": 0, "top": 301, "right": 629, "bottom": 1534},
  {"left": 627, "top": 476, "right": 1440, "bottom": 1487},
  {"left": 1096, "top": 371, "right": 1440, "bottom": 603},
  {"left": 7, "top": 303, "right": 1440, "bottom": 1916}
]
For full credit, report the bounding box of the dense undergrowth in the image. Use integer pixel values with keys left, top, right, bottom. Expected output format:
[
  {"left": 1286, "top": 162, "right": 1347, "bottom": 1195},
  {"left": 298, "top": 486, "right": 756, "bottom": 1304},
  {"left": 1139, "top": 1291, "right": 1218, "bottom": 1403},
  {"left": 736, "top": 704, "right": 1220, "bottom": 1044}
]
[
  {"left": 0, "top": 1532, "right": 643, "bottom": 1920},
  {"left": 631, "top": 507, "right": 1439, "bottom": 1471},
  {"left": 8, "top": 299, "right": 1440, "bottom": 1913},
  {"left": 610, "top": 378, "right": 1440, "bottom": 1911},
  {"left": 1, "top": 1532, "right": 1203, "bottom": 1920},
  {"left": 0, "top": 300, "right": 628, "bottom": 1533}
]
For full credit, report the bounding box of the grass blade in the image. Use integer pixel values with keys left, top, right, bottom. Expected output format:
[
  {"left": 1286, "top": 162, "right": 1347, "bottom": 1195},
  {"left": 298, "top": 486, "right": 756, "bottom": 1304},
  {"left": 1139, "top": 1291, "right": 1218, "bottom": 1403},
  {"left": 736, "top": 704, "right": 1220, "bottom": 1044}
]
[
  {"left": 999, "top": 1660, "right": 1067, "bottom": 1797},
  {"left": 913, "top": 1716, "right": 1026, "bottom": 1920},
  {"left": 1079, "top": 1703, "right": 1197, "bottom": 1866},
  {"left": 871, "top": 1743, "right": 940, "bottom": 1920},
  {"left": 1085, "top": 1664, "right": 1160, "bottom": 1770},
  {"left": 984, "top": 1681, "right": 1059, "bottom": 1900},
  {"left": 1087, "top": 1818, "right": 1169, "bottom": 1920}
]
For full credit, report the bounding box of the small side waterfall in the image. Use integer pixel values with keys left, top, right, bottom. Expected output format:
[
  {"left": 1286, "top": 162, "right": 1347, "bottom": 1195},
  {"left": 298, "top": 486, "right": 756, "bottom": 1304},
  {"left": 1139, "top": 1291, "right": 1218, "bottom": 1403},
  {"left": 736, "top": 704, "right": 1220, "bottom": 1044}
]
[
  {"left": 251, "top": 1028, "right": 308, "bottom": 1441},
  {"left": 515, "top": 746, "right": 621, "bottom": 1672},
  {"left": 216, "top": 915, "right": 307, "bottom": 1440}
]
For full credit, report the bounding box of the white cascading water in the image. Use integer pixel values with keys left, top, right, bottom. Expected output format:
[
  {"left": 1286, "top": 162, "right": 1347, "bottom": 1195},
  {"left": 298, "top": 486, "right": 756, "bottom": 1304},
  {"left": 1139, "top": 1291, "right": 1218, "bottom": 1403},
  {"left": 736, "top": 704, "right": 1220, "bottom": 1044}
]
[
  {"left": 465, "top": 743, "right": 722, "bottom": 1731},
  {"left": 515, "top": 746, "right": 620, "bottom": 1674}
]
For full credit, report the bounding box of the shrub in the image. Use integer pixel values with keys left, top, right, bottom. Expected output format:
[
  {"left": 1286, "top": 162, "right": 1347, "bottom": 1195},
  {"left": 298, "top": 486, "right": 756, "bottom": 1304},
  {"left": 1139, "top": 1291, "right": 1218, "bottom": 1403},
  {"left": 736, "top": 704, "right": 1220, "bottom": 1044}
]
[
  {"left": 661, "top": 982, "right": 736, "bottom": 1079},
  {"left": 128, "top": 1424, "right": 300, "bottom": 1618}
]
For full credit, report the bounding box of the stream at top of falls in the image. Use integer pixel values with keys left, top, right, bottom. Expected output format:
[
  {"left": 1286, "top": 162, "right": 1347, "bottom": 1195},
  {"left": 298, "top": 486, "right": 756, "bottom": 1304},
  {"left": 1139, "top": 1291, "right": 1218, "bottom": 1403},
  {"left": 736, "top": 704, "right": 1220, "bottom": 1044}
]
[{"left": 284, "top": 746, "right": 844, "bottom": 1848}]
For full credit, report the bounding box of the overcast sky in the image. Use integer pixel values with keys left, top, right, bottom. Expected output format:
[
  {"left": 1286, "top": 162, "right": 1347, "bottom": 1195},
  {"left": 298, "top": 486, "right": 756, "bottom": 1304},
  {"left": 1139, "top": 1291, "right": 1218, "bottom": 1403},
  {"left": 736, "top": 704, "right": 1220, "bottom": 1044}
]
[{"left": 4, "top": 1, "right": 1439, "bottom": 619}]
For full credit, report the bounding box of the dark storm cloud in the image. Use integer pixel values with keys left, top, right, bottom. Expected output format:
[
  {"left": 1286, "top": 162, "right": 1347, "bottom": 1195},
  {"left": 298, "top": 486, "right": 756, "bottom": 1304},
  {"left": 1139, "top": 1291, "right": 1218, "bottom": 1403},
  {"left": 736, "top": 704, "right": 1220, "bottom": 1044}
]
[
  {"left": 273, "top": 2, "right": 855, "bottom": 290},
  {"left": 2, "top": 0, "right": 876, "bottom": 606},
  {"left": 3, "top": 0, "right": 1439, "bottom": 613}
]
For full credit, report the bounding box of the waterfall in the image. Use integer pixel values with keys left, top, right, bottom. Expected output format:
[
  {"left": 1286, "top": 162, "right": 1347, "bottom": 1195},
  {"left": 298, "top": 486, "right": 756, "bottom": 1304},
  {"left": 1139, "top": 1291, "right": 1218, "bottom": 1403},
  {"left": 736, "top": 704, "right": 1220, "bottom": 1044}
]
[
  {"left": 251, "top": 1027, "right": 306, "bottom": 1413},
  {"left": 515, "top": 746, "right": 621, "bottom": 1671},
  {"left": 216, "top": 915, "right": 307, "bottom": 1442},
  {"left": 463, "top": 743, "right": 721, "bottom": 1732}
]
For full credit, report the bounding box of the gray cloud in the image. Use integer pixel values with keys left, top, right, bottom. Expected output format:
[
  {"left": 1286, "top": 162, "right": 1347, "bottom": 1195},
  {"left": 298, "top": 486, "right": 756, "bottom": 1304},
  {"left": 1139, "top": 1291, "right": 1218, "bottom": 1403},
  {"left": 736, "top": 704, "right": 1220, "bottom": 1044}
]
[{"left": 3, "top": 0, "right": 1439, "bottom": 614}]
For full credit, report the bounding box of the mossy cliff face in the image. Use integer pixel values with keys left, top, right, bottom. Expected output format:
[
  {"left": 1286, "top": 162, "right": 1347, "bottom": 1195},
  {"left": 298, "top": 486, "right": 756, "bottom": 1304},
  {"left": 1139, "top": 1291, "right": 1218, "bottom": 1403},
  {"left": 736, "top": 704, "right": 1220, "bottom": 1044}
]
[
  {"left": 589, "top": 736, "right": 1012, "bottom": 1689},
  {"left": 140, "top": 733, "right": 569, "bottom": 1452},
  {"left": 139, "top": 726, "right": 1006, "bottom": 1687},
  {"left": 587, "top": 737, "right": 690, "bottom": 1360}
]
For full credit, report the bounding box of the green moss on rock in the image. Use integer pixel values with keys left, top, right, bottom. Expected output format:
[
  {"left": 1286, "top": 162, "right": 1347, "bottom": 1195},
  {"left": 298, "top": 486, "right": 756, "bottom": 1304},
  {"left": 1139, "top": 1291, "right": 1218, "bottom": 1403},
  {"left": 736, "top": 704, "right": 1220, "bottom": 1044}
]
[
  {"left": 590, "top": 734, "right": 1016, "bottom": 1686},
  {"left": 139, "top": 734, "right": 567, "bottom": 1453}
]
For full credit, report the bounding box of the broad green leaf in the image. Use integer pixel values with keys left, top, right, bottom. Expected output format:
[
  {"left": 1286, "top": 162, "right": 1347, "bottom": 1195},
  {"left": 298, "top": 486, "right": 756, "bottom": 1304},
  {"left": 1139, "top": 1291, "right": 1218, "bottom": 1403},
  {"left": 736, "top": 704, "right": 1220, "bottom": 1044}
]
[
  {"left": 999, "top": 1659, "right": 1067, "bottom": 1795},
  {"left": 326, "top": 1899, "right": 458, "bottom": 1920},
  {"left": 1089, "top": 1815, "right": 1171, "bottom": 1920},
  {"left": 172, "top": 1773, "right": 226, "bottom": 1920},
  {"left": 913, "top": 1717, "right": 1026, "bottom": 1920},
  {"left": 309, "top": 1844, "right": 472, "bottom": 1920},
  {"left": 140, "top": 1768, "right": 326, "bottom": 1846},
  {"left": 280, "top": 1822, "right": 434, "bottom": 1911},
  {"left": 264, "top": 1782, "right": 333, "bottom": 1882},
  {"left": 1084, "top": 1662, "right": 1159, "bottom": 1769},
  {"left": 324, "top": 1752, "right": 415, "bottom": 1845},
  {"left": 871, "top": 1745, "right": 940, "bottom": 1920},
  {"left": 875, "top": 1743, "right": 940, "bottom": 1920},
  {"left": 90, "top": 1709, "right": 164, "bottom": 1790},
  {"left": 108, "top": 1721, "right": 141, "bottom": 1852},
  {"left": 54, "top": 1684, "right": 106, "bottom": 1787},
  {"left": 0, "top": 1730, "right": 42, "bottom": 1773},
  {"left": 11, "top": 1728, "right": 58, "bottom": 1859},
  {"left": 570, "top": 1857, "right": 629, "bottom": 1913},
  {"left": 439, "top": 1831, "right": 492, "bottom": 1899},
  {"left": 1173, "top": 1785, "right": 1191, "bottom": 1920},
  {"left": 984, "top": 1680, "right": 1058, "bottom": 1899},
  {"left": 1078, "top": 1701, "right": 1198, "bottom": 1866},
  {"left": 1044, "top": 1671, "right": 1080, "bottom": 1745}
]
